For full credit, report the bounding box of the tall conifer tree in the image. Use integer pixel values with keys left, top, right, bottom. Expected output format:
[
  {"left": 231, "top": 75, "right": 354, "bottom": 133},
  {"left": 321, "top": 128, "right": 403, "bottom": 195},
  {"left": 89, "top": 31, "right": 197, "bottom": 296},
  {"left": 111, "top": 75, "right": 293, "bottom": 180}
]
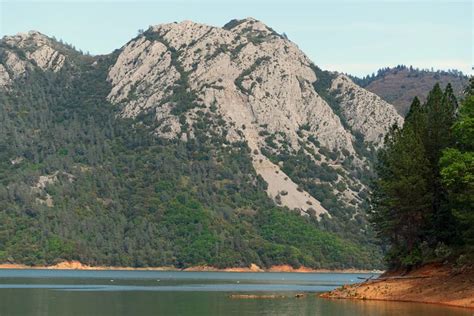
[
  {"left": 371, "top": 83, "right": 460, "bottom": 269},
  {"left": 441, "top": 78, "right": 474, "bottom": 247}
]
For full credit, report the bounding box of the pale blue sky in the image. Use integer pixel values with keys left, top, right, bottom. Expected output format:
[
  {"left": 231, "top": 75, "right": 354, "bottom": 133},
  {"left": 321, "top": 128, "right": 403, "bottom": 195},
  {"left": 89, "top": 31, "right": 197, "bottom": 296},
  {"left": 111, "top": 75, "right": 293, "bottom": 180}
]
[{"left": 1, "top": 0, "right": 472, "bottom": 76}]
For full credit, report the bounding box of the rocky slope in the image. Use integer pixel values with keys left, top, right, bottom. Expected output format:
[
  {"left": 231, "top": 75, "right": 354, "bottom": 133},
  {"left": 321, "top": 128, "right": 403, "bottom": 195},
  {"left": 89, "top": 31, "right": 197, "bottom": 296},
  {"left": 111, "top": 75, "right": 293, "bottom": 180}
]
[
  {"left": 331, "top": 74, "right": 403, "bottom": 145},
  {"left": 106, "top": 18, "right": 402, "bottom": 215},
  {"left": 0, "top": 18, "right": 403, "bottom": 269},
  {"left": 0, "top": 19, "right": 404, "bottom": 219},
  {"left": 0, "top": 31, "right": 66, "bottom": 86}
]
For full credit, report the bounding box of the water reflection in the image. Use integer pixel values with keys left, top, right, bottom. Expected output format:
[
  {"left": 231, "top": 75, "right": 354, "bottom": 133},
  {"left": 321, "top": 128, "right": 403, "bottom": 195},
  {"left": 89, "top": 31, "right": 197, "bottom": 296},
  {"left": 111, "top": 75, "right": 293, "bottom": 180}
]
[{"left": 0, "top": 270, "right": 470, "bottom": 316}]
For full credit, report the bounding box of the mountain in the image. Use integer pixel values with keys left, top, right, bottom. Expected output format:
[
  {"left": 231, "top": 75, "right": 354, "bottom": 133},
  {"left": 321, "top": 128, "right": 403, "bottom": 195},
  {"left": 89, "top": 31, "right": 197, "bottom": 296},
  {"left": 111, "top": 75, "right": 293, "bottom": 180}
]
[
  {"left": 351, "top": 65, "right": 468, "bottom": 116},
  {"left": 0, "top": 19, "right": 402, "bottom": 269}
]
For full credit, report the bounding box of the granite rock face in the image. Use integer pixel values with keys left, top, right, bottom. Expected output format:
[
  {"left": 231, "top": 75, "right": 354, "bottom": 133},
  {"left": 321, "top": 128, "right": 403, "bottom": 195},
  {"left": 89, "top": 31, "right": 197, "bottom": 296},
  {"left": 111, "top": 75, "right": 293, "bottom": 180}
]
[
  {"left": 0, "top": 31, "right": 66, "bottom": 87},
  {"left": 331, "top": 74, "right": 403, "bottom": 145},
  {"left": 0, "top": 20, "right": 403, "bottom": 218},
  {"left": 106, "top": 18, "right": 403, "bottom": 216},
  {"left": 0, "top": 64, "right": 11, "bottom": 86},
  {"left": 108, "top": 19, "right": 355, "bottom": 152}
]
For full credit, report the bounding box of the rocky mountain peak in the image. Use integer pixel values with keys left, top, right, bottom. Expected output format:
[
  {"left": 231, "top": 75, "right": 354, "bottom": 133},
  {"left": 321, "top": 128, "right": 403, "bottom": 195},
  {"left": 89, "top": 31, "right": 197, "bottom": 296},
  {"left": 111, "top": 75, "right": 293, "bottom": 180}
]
[
  {"left": 0, "top": 30, "right": 66, "bottom": 85},
  {"left": 0, "top": 20, "right": 403, "bottom": 219},
  {"left": 223, "top": 17, "right": 278, "bottom": 36},
  {"left": 105, "top": 19, "right": 403, "bottom": 216},
  {"left": 2, "top": 30, "right": 52, "bottom": 48}
]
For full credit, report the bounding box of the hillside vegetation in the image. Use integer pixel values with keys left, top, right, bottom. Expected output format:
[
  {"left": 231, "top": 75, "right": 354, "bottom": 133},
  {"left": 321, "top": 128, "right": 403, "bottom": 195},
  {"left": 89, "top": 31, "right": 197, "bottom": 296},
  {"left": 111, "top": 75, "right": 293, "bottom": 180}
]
[
  {"left": 3, "top": 21, "right": 467, "bottom": 271},
  {"left": 0, "top": 33, "right": 381, "bottom": 269}
]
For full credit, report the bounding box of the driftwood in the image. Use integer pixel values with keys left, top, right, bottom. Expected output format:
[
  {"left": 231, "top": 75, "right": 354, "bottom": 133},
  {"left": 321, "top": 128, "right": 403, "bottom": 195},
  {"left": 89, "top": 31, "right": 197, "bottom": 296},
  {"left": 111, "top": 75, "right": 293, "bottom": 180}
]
[{"left": 357, "top": 275, "right": 376, "bottom": 281}]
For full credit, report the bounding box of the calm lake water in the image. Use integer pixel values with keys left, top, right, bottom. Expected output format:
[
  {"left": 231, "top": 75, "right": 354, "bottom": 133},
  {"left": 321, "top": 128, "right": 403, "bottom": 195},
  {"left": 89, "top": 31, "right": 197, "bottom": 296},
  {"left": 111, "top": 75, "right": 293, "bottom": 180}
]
[{"left": 0, "top": 269, "right": 470, "bottom": 316}]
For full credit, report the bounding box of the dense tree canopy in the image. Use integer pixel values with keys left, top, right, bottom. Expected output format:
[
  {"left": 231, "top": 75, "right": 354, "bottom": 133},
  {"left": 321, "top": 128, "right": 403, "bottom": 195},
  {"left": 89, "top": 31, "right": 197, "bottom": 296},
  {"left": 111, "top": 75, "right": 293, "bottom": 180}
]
[
  {"left": 440, "top": 78, "right": 474, "bottom": 248},
  {"left": 371, "top": 80, "right": 473, "bottom": 269},
  {"left": 0, "top": 46, "right": 382, "bottom": 269}
]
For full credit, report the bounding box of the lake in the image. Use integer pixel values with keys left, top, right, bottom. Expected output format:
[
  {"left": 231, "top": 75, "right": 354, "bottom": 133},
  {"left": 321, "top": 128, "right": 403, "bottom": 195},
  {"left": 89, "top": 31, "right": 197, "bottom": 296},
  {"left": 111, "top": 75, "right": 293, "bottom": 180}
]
[{"left": 0, "top": 269, "right": 470, "bottom": 315}]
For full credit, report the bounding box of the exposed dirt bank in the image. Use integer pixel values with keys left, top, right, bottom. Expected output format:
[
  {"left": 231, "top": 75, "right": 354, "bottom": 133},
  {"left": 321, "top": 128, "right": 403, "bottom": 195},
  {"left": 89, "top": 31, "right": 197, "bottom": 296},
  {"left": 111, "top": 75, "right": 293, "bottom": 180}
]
[
  {"left": 320, "top": 263, "right": 474, "bottom": 309},
  {"left": 0, "top": 261, "right": 382, "bottom": 273},
  {"left": 266, "top": 265, "right": 381, "bottom": 273}
]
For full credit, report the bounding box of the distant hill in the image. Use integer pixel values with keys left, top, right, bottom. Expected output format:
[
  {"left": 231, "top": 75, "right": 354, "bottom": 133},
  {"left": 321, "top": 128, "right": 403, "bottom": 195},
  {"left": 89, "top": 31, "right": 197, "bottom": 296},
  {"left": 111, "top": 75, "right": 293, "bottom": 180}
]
[{"left": 351, "top": 65, "right": 468, "bottom": 116}]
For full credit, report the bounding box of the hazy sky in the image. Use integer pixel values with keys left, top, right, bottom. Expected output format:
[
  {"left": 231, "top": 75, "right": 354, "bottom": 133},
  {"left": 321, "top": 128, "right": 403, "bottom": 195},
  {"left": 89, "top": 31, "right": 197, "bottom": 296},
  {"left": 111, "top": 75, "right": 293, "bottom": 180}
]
[{"left": 1, "top": 0, "right": 472, "bottom": 76}]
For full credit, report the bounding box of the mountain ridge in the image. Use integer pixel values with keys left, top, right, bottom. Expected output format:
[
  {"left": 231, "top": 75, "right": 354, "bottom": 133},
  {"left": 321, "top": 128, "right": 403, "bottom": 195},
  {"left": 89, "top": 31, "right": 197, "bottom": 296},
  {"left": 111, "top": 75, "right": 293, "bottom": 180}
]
[
  {"left": 104, "top": 18, "right": 402, "bottom": 214},
  {"left": 0, "top": 19, "right": 406, "bottom": 269}
]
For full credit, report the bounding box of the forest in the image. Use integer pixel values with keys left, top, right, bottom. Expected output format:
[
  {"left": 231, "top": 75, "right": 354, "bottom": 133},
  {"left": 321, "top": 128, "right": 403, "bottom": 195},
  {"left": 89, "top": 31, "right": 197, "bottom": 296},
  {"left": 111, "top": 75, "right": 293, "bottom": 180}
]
[
  {"left": 370, "top": 78, "right": 474, "bottom": 269},
  {"left": 0, "top": 47, "right": 381, "bottom": 269},
  {"left": 1, "top": 33, "right": 471, "bottom": 271}
]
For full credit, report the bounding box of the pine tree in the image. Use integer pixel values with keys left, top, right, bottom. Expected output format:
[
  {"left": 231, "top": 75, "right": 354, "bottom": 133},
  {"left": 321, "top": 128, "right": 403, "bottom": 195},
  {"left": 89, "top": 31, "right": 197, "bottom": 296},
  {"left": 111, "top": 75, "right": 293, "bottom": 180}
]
[
  {"left": 371, "top": 83, "right": 461, "bottom": 269},
  {"left": 405, "top": 96, "right": 421, "bottom": 121},
  {"left": 463, "top": 77, "right": 474, "bottom": 96},
  {"left": 440, "top": 79, "right": 474, "bottom": 247},
  {"left": 423, "top": 84, "right": 459, "bottom": 245},
  {"left": 371, "top": 122, "right": 432, "bottom": 268}
]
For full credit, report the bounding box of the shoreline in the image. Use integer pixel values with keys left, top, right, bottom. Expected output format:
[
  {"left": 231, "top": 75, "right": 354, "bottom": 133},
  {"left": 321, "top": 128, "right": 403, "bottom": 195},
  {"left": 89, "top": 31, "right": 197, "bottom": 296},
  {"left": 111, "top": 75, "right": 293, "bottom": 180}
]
[
  {"left": 322, "top": 296, "right": 474, "bottom": 310},
  {"left": 320, "top": 263, "right": 474, "bottom": 309},
  {"left": 0, "top": 261, "right": 383, "bottom": 274}
]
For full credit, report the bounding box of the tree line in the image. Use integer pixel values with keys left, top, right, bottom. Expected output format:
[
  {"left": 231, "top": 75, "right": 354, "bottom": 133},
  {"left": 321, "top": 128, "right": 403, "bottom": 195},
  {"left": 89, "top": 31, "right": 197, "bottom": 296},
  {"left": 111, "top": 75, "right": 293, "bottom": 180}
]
[{"left": 371, "top": 78, "right": 473, "bottom": 269}]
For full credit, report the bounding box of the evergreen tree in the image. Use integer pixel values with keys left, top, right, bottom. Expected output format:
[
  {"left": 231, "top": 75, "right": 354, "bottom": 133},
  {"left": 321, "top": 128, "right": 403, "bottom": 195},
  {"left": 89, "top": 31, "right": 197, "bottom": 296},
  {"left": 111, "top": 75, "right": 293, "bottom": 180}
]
[
  {"left": 371, "top": 83, "right": 461, "bottom": 269},
  {"left": 404, "top": 96, "right": 421, "bottom": 121},
  {"left": 423, "top": 83, "right": 458, "bottom": 245},
  {"left": 371, "top": 119, "right": 432, "bottom": 268},
  {"left": 440, "top": 79, "right": 474, "bottom": 247},
  {"left": 463, "top": 76, "right": 474, "bottom": 96}
]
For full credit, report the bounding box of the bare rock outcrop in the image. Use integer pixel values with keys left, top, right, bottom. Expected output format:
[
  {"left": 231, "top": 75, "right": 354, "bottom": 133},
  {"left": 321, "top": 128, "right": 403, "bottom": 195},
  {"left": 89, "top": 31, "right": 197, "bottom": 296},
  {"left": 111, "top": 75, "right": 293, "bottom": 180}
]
[
  {"left": 106, "top": 18, "right": 401, "bottom": 216},
  {"left": 0, "top": 64, "right": 11, "bottom": 86},
  {"left": 0, "top": 31, "right": 66, "bottom": 87},
  {"left": 109, "top": 19, "right": 355, "bottom": 152},
  {"left": 331, "top": 74, "right": 403, "bottom": 145},
  {"left": 0, "top": 20, "right": 402, "bottom": 219}
]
